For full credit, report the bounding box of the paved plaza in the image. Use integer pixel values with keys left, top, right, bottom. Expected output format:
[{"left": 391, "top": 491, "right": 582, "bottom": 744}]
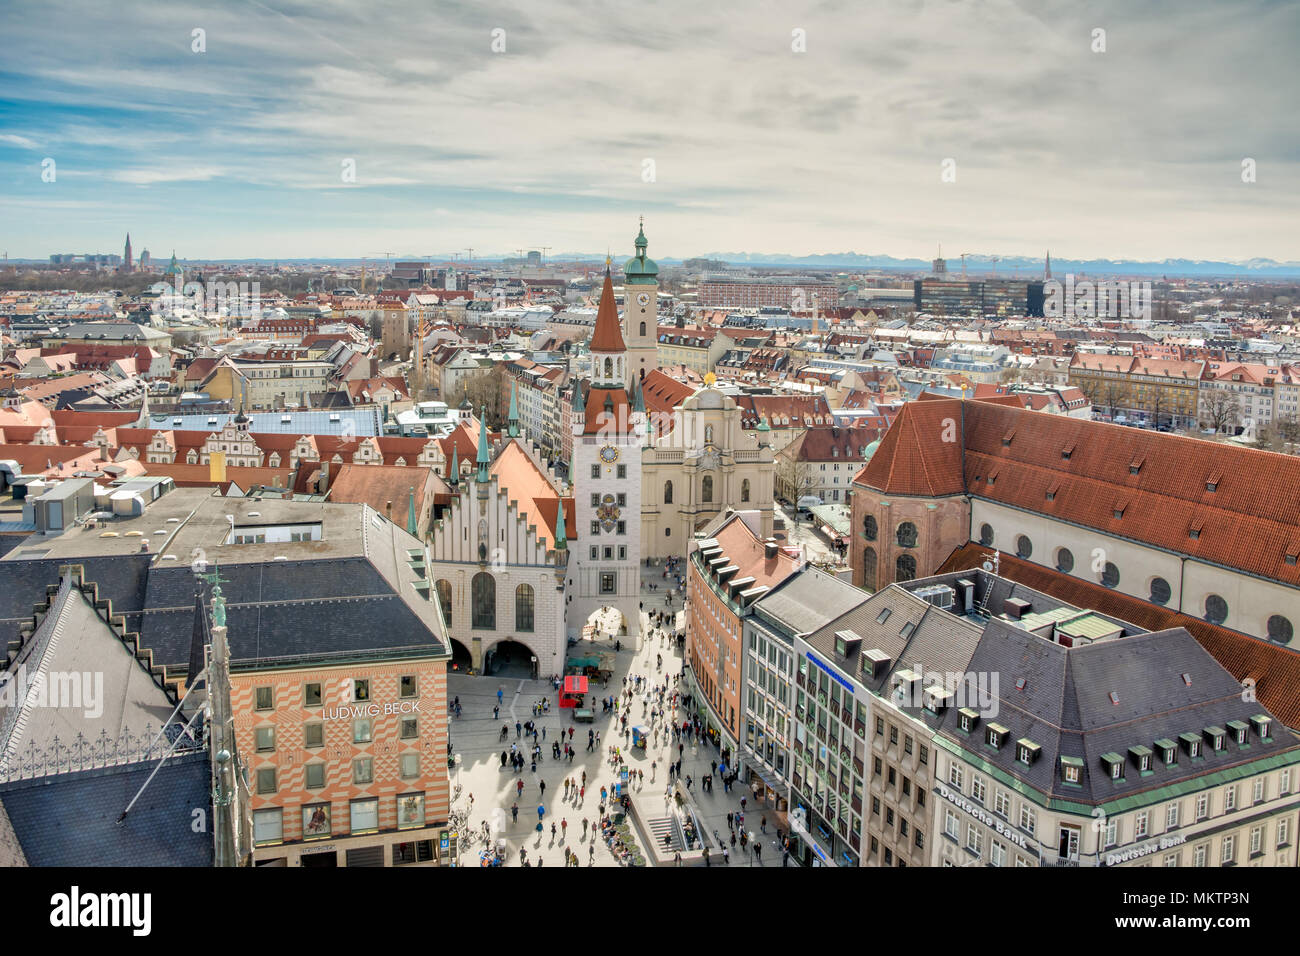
[{"left": 444, "top": 559, "right": 783, "bottom": 867}]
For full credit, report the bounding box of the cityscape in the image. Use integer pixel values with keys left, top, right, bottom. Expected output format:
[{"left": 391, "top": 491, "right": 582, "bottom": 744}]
[{"left": 0, "top": 0, "right": 1296, "bottom": 932}]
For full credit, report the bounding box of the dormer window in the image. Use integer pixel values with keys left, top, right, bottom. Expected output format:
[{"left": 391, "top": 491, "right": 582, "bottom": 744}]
[
  {"left": 1016, "top": 739, "right": 1041, "bottom": 765},
  {"left": 1205, "top": 481, "right": 1217, "bottom": 492},
  {"left": 1228, "top": 720, "right": 1250, "bottom": 746},
  {"left": 1180, "top": 732, "right": 1203, "bottom": 758},
  {"left": 1156, "top": 738, "right": 1177, "bottom": 766},
  {"left": 1205, "top": 727, "right": 1226, "bottom": 752},
  {"left": 1102, "top": 753, "right": 1124, "bottom": 780},
  {"left": 1129, "top": 745, "right": 1153, "bottom": 773},
  {"left": 958, "top": 708, "right": 979, "bottom": 733},
  {"left": 986, "top": 723, "right": 1008, "bottom": 749},
  {"left": 1061, "top": 756, "right": 1084, "bottom": 785},
  {"left": 1250, "top": 715, "right": 1272, "bottom": 740}
]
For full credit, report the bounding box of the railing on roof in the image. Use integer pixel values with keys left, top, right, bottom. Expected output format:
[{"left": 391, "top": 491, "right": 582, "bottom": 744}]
[{"left": 0, "top": 725, "right": 205, "bottom": 783}]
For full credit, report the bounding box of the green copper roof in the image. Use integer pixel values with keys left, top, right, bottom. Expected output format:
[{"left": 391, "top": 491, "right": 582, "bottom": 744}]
[
  {"left": 572, "top": 380, "right": 585, "bottom": 415},
  {"left": 406, "top": 487, "right": 417, "bottom": 536},
  {"left": 623, "top": 219, "right": 659, "bottom": 284},
  {"left": 448, "top": 445, "right": 459, "bottom": 484},
  {"left": 475, "top": 405, "right": 490, "bottom": 483},
  {"left": 507, "top": 381, "right": 520, "bottom": 438},
  {"left": 554, "top": 496, "right": 567, "bottom": 549}
]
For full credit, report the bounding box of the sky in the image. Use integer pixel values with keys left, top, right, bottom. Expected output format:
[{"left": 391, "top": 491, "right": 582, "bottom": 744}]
[{"left": 1, "top": 0, "right": 1298, "bottom": 263}]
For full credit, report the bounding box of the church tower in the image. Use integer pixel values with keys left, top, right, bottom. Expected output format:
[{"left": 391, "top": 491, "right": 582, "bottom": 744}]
[
  {"left": 567, "top": 262, "right": 644, "bottom": 644},
  {"left": 622, "top": 218, "right": 659, "bottom": 381}
]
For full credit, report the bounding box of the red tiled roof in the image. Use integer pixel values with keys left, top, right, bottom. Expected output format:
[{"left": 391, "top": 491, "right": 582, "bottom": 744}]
[
  {"left": 937, "top": 543, "right": 1300, "bottom": 729},
  {"left": 861, "top": 397, "right": 1300, "bottom": 588},
  {"left": 855, "top": 398, "right": 966, "bottom": 497}
]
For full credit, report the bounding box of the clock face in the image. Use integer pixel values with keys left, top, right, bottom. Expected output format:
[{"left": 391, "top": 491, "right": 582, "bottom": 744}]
[
  {"left": 599, "top": 445, "right": 620, "bottom": 464},
  {"left": 636, "top": 292, "right": 650, "bottom": 307}
]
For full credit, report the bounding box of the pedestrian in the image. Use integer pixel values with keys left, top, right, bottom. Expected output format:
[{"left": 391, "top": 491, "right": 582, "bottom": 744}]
[
  {"left": 589, "top": 845, "right": 595, "bottom": 864},
  {"left": 580, "top": 785, "right": 585, "bottom": 801},
  {"left": 493, "top": 704, "right": 499, "bottom": 720},
  {"left": 727, "top": 812, "right": 733, "bottom": 829},
  {"left": 568, "top": 726, "right": 575, "bottom": 739},
  {"left": 582, "top": 818, "right": 589, "bottom": 837},
  {"left": 551, "top": 821, "right": 557, "bottom": 838},
  {"left": 754, "top": 843, "right": 762, "bottom": 863},
  {"left": 561, "top": 818, "right": 568, "bottom": 837},
  {"left": 539, "top": 780, "right": 546, "bottom": 797},
  {"left": 516, "top": 720, "right": 522, "bottom": 739},
  {"left": 542, "top": 726, "right": 547, "bottom": 740},
  {"left": 722, "top": 846, "right": 730, "bottom": 864},
  {"left": 761, "top": 815, "right": 767, "bottom": 834},
  {"left": 516, "top": 779, "right": 524, "bottom": 796}
]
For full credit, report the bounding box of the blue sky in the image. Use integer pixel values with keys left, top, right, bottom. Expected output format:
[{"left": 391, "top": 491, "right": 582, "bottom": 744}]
[{"left": 1, "top": 0, "right": 1298, "bottom": 262}]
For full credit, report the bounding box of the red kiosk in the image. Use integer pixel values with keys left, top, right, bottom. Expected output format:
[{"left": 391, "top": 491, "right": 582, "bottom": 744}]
[{"left": 560, "top": 675, "right": 593, "bottom": 721}]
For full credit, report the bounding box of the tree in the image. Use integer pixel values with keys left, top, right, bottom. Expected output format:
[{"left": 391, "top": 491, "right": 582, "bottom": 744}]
[
  {"left": 460, "top": 363, "right": 507, "bottom": 427},
  {"left": 774, "top": 454, "right": 815, "bottom": 510},
  {"left": 1202, "top": 388, "right": 1241, "bottom": 434},
  {"left": 1102, "top": 379, "right": 1129, "bottom": 419}
]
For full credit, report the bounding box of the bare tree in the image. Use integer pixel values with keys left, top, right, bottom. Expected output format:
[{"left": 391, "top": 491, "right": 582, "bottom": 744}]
[
  {"left": 460, "top": 364, "right": 507, "bottom": 427},
  {"left": 1202, "top": 389, "right": 1241, "bottom": 434}
]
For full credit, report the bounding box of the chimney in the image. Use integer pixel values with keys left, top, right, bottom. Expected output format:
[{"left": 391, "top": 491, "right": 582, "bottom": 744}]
[
  {"left": 764, "top": 537, "right": 778, "bottom": 559},
  {"left": 386, "top": 501, "right": 393, "bottom": 522}
]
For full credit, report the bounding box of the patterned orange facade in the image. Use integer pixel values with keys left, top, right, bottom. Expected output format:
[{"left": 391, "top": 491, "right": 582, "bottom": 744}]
[{"left": 233, "top": 658, "right": 449, "bottom": 866}]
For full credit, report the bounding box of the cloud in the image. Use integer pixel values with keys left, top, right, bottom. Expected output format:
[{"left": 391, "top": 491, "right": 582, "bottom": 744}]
[
  {"left": 0, "top": 133, "right": 39, "bottom": 149},
  {"left": 1, "top": 0, "right": 1298, "bottom": 259},
  {"left": 110, "top": 166, "right": 225, "bottom": 185}
]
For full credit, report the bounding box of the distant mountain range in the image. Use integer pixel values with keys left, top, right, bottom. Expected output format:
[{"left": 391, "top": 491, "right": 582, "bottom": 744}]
[{"left": 16, "top": 252, "right": 1300, "bottom": 278}]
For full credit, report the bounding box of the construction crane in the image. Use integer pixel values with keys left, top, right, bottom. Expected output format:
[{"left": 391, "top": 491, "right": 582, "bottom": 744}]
[
  {"left": 960, "top": 253, "right": 999, "bottom": 279},
  {"left": 539, "top": 246, "right": 551, "bottom": 264}
]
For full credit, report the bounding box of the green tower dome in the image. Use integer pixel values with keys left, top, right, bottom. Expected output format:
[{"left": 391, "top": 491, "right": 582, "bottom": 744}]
[{"left": 623, "top": 218, "right": 659, "bottom": 285}]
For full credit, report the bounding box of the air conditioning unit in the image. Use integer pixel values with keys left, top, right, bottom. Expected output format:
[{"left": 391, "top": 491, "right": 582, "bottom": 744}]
[{"left": 914, "top": 584, "right": 955, "bottom": 610}]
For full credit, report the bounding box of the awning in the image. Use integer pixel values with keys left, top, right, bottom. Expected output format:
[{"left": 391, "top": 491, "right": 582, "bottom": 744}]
[
  {"left": 567, "top": 656, "right": 600, "bottom": 669},
  {"left": 563, "top": 675, "right": 589, "bottom": 694}
]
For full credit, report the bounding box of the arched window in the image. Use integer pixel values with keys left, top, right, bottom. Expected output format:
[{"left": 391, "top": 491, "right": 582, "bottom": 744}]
[
  {"left": 639, "top": 321, "right": 646, "bottom": 336},
  {"left": 663, "top": 480, "right": 673, "bottom": 504},
  {"left": 741, "top": 479, "right": 751, "bottom": 502},
  {"left": 979, "top": 523, "right": 994, "bottom": 546},
  {"left": 1149, "top": 577, "right": 1171, "bottom": 605},
  {"left": 1016, "top": 535, "right": 1033, "bottom": 559},
  {"left": 1267, "top": 614, "right": 1294, "bottom": 644},
  {"left": 1204, "top": 594, "right": 1228, "bottom": 625},
  {"left": 895, "top": 554, "right": 917, "bottom": 583},
  {"left": 1100, "top": 562, "right": 1120, "bottom": 589},
  {"left": 862, "top": 547, "right": 878, "bottom": 591},
  {"left": 896, "top": 522, "right": 917, "bottom": 548},
  {"left": 1055, "top": 547, "right": 1073, "bottom": 573},
  {"left": 515, "top": 584, "right": 534, "bottom": 632},
  {"left": 863, "top": 514, "right": 878, "bottom": 541},
  {"left": 472, "top": 572, "right": 496, "bottom": 630},
  {"left": 702, "top": 475, "right": 714, "bottom": 503},
  {"left": 436, "top": 579, "right": 452, "bottom": 627},
  {"left": 604, "top": 357, "right": 613, "bottom": 379}
]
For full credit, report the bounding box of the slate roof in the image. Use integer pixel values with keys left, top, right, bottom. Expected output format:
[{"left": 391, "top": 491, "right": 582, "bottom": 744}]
[
  {"left": 752, "top": 566, "right": 867, "bottom": 639},
  {"left": 938, "top": 543, "right": 1300, "bottom": 729},
  {"left": 940, "top": 623, "right": 1300, "bottom": 808},
  {"left": 0, "top": 751, "right": 212, "bottom": 866}
]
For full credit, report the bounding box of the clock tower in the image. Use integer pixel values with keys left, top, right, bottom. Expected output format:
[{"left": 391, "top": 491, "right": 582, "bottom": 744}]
[
  {"left": 623, "top": 217, "right": 660, "bottom": 381},
  {"left": 567, "top": 261, "right": 644, "bottom": 644}
]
